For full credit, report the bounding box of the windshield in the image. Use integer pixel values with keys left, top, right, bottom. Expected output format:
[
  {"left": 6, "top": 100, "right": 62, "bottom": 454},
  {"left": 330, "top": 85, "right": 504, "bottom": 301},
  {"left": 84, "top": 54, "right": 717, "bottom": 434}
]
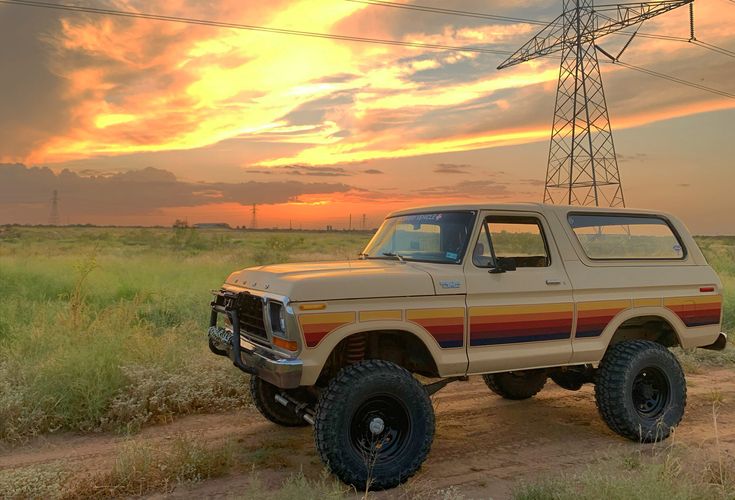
[{"left": 362, "top": 211, "right": 476, "bottom": 264}]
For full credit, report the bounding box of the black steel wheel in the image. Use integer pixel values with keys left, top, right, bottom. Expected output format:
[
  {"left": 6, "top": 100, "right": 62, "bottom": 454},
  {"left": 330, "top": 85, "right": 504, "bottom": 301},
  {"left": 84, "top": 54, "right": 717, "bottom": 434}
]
[
  {"left": 596, "top": 340, "right": 686, "bottom": 442},
  {"left": 314, "top": 360, "right": 434, "bottom": 491},
  {"left": 250, "top": 376, "right": 310, "bottom": 427},
  {"left": 632, "top": 367, "right": 670, "bottom": 418},
  {"left": 483, "top": 370, "right": 547, "bottom": 400}
]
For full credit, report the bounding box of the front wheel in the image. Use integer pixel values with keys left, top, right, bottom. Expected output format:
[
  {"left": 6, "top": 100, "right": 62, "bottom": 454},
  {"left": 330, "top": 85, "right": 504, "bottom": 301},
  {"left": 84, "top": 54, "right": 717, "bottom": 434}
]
[
  {"left": 595, "top": 340, "right": 686, "bottom": 442},
  {"left": 314, "top": 360, "right": 434, "bottom": 491}
]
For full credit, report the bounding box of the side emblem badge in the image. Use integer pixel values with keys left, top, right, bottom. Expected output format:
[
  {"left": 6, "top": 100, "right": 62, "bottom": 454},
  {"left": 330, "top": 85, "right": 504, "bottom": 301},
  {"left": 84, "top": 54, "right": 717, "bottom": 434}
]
[{"left": 439, "top": 280, "right": 461, "bottom": 289}]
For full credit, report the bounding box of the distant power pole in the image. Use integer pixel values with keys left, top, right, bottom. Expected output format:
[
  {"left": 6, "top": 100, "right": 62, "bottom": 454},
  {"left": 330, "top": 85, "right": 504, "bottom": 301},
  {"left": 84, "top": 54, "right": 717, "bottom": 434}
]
[
  {"left": 49, "top": 190, "right": 60, "bottom": 225},
  {"left": 362, "top": 214, "right": 366, "bottom": 230},
  {"left": 250, "top": 203, "right": 258, "bottom": 229},
  {"left": 348, "top": 214, "right": 352, "bottom": 231},
  {"left": 289, "top": 219, "right": 293, "bottom": 231},
  {"left": 498, "top": 0, "right": 692, "bottom": 207}
]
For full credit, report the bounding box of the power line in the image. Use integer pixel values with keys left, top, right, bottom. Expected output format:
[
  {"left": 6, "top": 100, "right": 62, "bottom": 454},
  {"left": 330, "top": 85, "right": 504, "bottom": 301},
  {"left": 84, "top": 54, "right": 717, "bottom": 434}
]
[
  {"left": 692, "top": 39, "right": 735, "bottom": 58},
  {"left": 0, "top": 0, "right": 517, "bottom": 56},
  {"left": 610, "top": 59, "right": 735, "bottom": 99},
  {"left": 346, "top": 0, "right": 551, "bottom": 26},
  {"left": 2, "top": 0, "right": 731, "bottom": 99},
  {"left": 351, "top": 0, "right": 735, "bottom": 59}
]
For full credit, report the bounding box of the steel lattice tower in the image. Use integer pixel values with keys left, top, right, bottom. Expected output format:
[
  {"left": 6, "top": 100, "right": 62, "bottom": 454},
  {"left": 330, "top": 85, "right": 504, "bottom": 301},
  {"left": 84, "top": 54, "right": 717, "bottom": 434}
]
[
  {"left": 498, "top": 0, "right": 692, "bottom": 207},
  {"left": 49, "top": 189, "right": 60, "bottom": 225}
]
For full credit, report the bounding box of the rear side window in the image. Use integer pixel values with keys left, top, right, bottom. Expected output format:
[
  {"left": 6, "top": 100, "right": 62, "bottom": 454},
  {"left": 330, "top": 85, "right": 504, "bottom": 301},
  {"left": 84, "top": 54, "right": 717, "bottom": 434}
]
[{"left": 567, "top": 214, "right": 686, "bottom": 260}]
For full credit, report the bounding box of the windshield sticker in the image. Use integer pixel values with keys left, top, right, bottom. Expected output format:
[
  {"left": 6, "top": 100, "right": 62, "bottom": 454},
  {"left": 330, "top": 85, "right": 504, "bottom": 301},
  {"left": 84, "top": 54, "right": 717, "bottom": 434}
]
[
  {"left": 446, "top": 251, "right": 458, "bottom": 260},
  {"left": 404, "top": 213, "right": 443, "bottom": 223}
]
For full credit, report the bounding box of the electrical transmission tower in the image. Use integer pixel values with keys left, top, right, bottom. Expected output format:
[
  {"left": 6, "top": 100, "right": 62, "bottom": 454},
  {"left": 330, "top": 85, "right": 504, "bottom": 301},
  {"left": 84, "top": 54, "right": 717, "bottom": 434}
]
[
  {"left": 49, "top": 190, "right": 60, "bottom": 225},
  {"left": 498, "top": 0, "right": 692, "bottom": 207},
  {"left": 250, "top": 203, "right": 258, "bottom": 229}
]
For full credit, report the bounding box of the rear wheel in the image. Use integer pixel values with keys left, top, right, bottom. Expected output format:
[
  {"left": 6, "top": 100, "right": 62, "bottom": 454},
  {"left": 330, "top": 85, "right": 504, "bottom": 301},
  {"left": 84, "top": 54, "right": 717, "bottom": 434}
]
[
  {"left": 250, "top": 377, "right": 309, "bottom": 427},
  {"left": 314, "top": 360, "right": 434, "bottom": 491},
  {"left": 483, "top": 370, "right": 547, "bottom": 400},
  {"left": 595, "top": 340, "right": 686, "bottom": 442}
]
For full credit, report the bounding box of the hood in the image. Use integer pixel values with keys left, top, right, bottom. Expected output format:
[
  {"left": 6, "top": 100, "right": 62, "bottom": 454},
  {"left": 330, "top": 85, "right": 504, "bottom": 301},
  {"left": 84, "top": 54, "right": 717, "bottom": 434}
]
[{"left": 225, "top": 259, "right": 437, "bottom": 301}]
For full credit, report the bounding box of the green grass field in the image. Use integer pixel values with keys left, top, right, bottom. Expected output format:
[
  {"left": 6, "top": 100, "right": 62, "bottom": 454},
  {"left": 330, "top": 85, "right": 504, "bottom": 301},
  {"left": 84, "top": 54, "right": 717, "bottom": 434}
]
[{"left": 0, "top": 227, "right": 732, "bottom": 443}]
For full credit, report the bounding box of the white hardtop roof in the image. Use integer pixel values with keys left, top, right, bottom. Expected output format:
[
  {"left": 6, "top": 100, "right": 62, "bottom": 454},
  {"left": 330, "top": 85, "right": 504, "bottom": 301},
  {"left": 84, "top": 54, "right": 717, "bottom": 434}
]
[{"left": 386, "top": 202, "right": 671, "bottom": 219}]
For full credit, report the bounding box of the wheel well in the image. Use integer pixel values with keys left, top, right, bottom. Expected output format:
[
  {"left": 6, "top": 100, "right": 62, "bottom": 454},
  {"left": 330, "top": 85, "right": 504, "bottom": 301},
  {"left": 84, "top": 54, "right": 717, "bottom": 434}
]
[
  {"left": 317, "top": 330, "right": 439, "bottom": 385},
  {"left": 609, "top": 315, "right": 680, "bottom": 348}
]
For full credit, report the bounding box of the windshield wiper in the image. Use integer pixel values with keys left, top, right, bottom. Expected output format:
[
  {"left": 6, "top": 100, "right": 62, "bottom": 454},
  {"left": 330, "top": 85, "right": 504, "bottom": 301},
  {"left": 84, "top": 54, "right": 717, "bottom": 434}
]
[
  {"left": 382, "top": 251, "right": 406, "bottom": 262},
  {"left": 357, "top": 252, "right": 369, "bottom": 260}
]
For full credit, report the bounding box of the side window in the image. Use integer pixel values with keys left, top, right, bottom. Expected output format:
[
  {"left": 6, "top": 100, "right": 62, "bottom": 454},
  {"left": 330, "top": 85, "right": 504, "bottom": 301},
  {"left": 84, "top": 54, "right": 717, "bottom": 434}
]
[
  {"left": 567, "top": 214, "right": 686, "bottom": 260},
  {"left": 472, "top": 216, "right": 550, "bottom": 268}
]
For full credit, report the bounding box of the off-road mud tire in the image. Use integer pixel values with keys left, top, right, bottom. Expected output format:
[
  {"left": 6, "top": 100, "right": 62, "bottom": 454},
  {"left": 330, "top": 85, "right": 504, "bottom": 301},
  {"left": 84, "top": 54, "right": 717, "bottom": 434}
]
[
  {"left": 482, "top": 370, "right": 547, "bottom": 400},
  {"left": 595, "top": 340, "right": 686, "bottom": 442},
  {"left": 314, "top": 359, "right": 434, "bottom": 491},
  {"left": 250, "top": 376, "right": 309, "bottom": 427}
]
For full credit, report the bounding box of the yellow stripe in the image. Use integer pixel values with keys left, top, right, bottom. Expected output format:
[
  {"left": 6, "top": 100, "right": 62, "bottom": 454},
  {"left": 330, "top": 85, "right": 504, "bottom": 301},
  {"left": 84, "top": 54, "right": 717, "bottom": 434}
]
[
  {"left": 470, "top": 303, "right": 573, "bottom": 317},
  {"left": 298, "top": 312, "right": 355, "bottom": 326},
  {"left": 359, "top": 310, "right": 402, "bottom": 322},
  {"left": 577, "top": 299, "right": 631, "bottom": 312},
  {"left": 406, "top": 308, "right": 464, "bottom": 320},
  {"left": 663, "top": 296, "right": 721, "bottom": 307},
  {"left": 633, "top": 298, "right": 661, "bottom": 308}
]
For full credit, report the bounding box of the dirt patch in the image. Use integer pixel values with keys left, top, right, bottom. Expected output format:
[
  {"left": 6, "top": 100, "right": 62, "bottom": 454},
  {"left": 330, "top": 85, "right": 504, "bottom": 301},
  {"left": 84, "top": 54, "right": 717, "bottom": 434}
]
[{"left": 2, "top": 369, "right": 734, "bottom": 499}]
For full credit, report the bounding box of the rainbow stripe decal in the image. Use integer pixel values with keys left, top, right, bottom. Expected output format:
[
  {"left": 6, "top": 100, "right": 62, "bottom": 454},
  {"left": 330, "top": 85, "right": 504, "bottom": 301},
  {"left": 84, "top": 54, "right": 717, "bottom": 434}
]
[
  {"left": 298, "top": 312, "right": 355, "bottom": 348},
  {"left": 406, "top": 308, "right": 465, "bottom": 348},
  {"left": 665, "top": 296, "right": 722, "bottom": 327},
  {"left": 469, "top": 303, "right": 573, "bottom": 346},
  {"left": 575, "top": 300, "right": 631, "bottom": 338}
]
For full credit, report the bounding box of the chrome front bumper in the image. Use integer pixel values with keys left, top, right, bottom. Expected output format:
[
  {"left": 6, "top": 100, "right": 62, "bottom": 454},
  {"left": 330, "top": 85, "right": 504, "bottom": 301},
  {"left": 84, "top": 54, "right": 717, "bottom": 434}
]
[
  {"left": 208, "top": 289, "right": 303, "bottom": 389},
  {"left": 208, "top": 326, "right": 303, "bottom": 388}
]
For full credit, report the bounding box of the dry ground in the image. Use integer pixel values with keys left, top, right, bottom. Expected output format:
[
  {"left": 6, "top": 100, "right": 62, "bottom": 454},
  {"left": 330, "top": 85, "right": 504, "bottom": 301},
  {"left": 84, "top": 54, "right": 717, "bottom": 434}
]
[{"left": 2, "top": 368, "right": 734, "bottom": 499}]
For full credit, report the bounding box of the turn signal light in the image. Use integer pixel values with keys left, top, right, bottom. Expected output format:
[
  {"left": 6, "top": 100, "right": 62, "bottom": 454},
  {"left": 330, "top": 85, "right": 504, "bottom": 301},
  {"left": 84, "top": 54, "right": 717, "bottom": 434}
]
[
  {"left": 300, "top": 303, "right": 326, "bottom": 311},
  {"left": 273, "top": 337, "right": 298, "bottom": 351}
]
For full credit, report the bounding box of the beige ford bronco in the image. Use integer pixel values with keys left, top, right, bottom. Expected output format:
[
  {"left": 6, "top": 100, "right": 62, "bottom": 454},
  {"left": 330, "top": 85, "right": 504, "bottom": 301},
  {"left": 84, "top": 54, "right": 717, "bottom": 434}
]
[{"left": 208, "top": 203, "right": 726, "bottom": 490}]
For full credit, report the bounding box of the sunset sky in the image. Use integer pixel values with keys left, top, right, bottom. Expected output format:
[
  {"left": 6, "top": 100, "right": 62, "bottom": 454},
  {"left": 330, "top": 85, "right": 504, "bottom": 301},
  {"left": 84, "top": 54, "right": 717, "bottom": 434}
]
[{"left": 0, "top": 0, "right": 734, "bottom": 232}]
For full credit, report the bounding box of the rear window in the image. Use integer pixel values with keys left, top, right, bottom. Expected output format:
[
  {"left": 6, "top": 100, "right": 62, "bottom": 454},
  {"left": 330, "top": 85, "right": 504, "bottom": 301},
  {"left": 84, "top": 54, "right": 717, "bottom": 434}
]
[{"left": 567, "top": 214, "right": 686, "bottom": 260}]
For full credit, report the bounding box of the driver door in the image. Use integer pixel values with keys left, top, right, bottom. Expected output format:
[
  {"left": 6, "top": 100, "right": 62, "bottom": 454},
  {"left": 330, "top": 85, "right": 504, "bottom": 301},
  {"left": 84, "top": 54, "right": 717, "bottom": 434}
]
[{"left": 464, "top": 211, "right": 574, "bottom": 374}]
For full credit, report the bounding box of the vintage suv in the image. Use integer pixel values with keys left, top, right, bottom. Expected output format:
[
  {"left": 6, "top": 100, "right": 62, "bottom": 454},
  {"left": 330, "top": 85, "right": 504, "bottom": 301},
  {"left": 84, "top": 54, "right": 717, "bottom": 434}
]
[{"left": 207, "top": 203, "right": 726, "bottom": 490}]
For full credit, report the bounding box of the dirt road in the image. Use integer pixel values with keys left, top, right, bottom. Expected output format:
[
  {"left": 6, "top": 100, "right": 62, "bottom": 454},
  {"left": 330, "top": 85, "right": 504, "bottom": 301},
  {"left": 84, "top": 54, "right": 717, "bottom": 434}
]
[{"left": 2, "top": 368, "right": 734, "bottom": 499}]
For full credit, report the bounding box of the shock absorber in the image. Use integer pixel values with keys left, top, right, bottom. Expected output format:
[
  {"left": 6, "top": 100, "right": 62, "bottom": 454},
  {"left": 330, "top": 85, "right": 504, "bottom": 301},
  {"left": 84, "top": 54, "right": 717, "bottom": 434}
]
[{"left": 345, "top": 333, "right": 367, "bottom": 364}]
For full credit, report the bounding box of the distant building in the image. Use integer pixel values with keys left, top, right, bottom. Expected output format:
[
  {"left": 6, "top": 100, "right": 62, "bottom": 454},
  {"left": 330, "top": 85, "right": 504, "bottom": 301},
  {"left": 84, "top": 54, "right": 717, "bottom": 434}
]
[{"left": 193, "top": 222, "right": 231, "bottom": 229}]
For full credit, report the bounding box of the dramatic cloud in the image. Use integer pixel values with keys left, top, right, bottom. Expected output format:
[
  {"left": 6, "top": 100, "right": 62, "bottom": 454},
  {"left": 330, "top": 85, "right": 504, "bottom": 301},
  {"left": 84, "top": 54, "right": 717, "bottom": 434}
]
[
  {"left": 434, "top": 163, "right": 472, "bottom": 175},
  {"left": 0, "top": 1, "right": 733, "bottom": 230},
  {"left": 247, "top": 165, "right": 352, "bottom": 177},
  {"left": 0, "top": 164, "right": 351, "bottom": 216}
]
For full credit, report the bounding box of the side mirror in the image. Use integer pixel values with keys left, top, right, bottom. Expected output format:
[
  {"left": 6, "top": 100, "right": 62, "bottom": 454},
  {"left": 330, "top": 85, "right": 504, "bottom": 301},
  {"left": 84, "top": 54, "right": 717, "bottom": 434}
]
[{"left": 489, "top": 257, "right": 517, "bottom": 274}]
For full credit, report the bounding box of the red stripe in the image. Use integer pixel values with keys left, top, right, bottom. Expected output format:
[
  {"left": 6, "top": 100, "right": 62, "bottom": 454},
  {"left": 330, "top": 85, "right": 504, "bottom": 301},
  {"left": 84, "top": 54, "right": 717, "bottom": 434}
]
[
  {"left": 576, "top": 315, "right": 616, "bottom": 328},
  {"left": 471, "top": 318, "right": 572, "bottom": 333},
  {"left": 301, "top": 322, "right": 345, "bottom": 334},
  {"left": 472, "top": 310, "right": 572, "bottom": 323},
  {"left": 577, "top": 307, "right": 625, "bottom": 319},
  {"left": 304, "top": 331, "right": 329, "bottom": 347},
  {"left": 412, "top": 317, "right": 464, "bottom": 327},
  {"left": 472, "top": 323, "right": 571, "bottom": 338},
  {"left": 422, "top": 324, "right": 464, "bottom": 336},
  {"left": 427, "top": 331, "right": 464, "bottom": 342}
]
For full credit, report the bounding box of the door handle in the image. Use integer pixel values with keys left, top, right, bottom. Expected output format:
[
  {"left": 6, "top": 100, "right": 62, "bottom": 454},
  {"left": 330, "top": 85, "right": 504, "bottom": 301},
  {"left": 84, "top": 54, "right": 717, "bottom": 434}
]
[{"left": 546, "top": 279, "right": 562, "bottom": 285}]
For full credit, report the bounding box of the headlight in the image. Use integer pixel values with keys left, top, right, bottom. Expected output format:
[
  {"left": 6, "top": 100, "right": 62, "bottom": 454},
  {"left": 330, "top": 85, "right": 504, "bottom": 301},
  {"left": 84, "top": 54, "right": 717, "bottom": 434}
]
[{"left": 268, "top": 301, "right": 287, "bottom": 336}]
